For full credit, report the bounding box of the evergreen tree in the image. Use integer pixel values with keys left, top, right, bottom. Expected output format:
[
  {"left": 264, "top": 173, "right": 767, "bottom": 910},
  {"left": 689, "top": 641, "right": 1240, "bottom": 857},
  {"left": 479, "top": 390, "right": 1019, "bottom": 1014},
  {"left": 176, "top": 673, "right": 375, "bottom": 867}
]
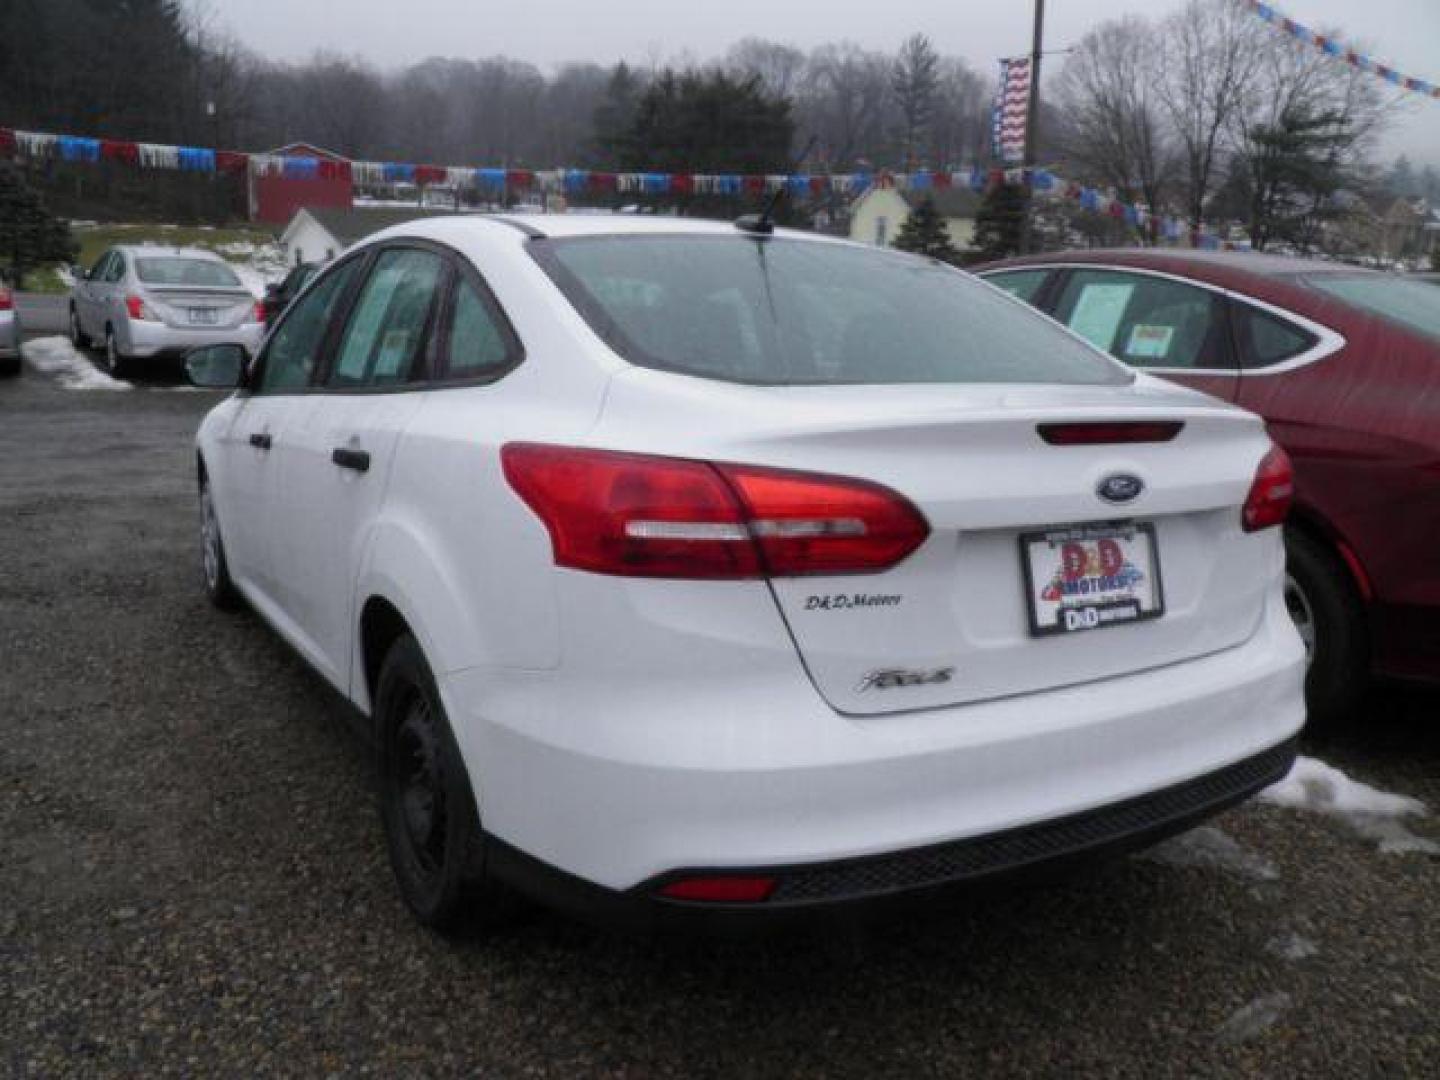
[
  {"left": 891, "top": 34, "right": 941, "bottom": 167},
  {"left": 0, "top": 164, "right": 78, "bottom": 289},
  {"left": 891, "top": 195, "right": 962, "bottom": 263},
  {"left": 1244, "top": 107, "right": 1357, "bottom": 252},
  {"left": 972, "top": 182, "right": 1028, "bottom": 260}
]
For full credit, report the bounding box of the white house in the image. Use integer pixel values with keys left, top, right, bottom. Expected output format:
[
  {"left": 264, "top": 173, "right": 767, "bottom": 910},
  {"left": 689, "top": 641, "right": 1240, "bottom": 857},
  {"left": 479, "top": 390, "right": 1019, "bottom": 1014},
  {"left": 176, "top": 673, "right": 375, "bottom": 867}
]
[
  {"left": 848, "top": 186, "right": 981, "bottom": 251},
  {"left": 279, "top": 206, "right": 468, "bottom": 267}
]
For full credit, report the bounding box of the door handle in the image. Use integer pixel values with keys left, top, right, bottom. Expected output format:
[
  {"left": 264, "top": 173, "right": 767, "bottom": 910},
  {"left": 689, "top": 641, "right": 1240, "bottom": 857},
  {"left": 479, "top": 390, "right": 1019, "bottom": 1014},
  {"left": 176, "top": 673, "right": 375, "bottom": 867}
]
[
  {"left": 249, "top": 433, "right": 272, "bottom": 450},
  {"left": 331, "top": 447, "right": 371, "bottom": 473}
]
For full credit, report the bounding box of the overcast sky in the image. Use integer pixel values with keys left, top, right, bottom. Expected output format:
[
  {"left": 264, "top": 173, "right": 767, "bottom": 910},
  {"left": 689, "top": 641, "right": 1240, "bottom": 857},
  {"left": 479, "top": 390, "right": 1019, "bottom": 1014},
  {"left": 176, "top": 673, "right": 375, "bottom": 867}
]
[{"left": 204, "top": 0, "right": 1440, "bottom": 167}]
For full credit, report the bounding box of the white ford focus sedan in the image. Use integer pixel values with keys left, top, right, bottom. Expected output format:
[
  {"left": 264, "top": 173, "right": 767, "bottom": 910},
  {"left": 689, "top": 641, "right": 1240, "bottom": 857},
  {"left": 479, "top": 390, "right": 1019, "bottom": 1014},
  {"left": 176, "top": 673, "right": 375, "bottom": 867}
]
[{"left": 186, "top": 214, "right": 1305, "bottom": 932}]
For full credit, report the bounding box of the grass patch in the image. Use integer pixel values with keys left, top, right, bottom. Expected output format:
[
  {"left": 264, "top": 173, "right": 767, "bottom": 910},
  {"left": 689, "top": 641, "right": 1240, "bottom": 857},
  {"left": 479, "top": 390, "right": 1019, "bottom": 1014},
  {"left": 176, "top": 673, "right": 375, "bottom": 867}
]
[{"left": 69, "top": 222, "right": 281, "bottom": 273}]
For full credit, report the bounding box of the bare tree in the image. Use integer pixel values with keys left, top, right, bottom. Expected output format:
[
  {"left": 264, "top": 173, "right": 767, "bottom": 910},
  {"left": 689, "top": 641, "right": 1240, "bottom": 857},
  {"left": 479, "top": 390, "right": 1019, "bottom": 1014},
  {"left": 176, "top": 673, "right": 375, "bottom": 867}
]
[
  {"left": 1154, "top": 0, "right": 1266, "bottom": 232},
  {"left": 1054, "top": 17, "right": 1176, "bottom": 235},
  {"left": 725, "top": 38, "right": 807, "bottom": 103},
  {"left": 891, "top": 33, "right": 941, "bottom": 166},
  {"left": 928, "top": 58, "right": 988, "bottom": 169},
  {"left": 796, "top": 43, "right": 893, "bottom": 169}
]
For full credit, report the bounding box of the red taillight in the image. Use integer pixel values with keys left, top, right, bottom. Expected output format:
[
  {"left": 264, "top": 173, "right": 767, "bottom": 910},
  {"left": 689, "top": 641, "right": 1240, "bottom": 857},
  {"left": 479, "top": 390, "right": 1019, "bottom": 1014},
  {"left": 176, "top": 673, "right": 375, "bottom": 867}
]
[
  {"left": 253, "top": 301, "right": 266, "bottom": 323},
  {"left": 125, "top": 295, "right": 156, "bottom": 321},
  {"left": 1242, "top": 444, "right": 1293, "bottom": 532},
  {"left": 659, "top": 875, "right": 777, "bottom": 903},
  {"left": 0, "top": 286, "right": 12, "bottom": 311},
  {"left": 1037, "top": 421, "right": 1184, "bottom": 445},
  {"left": 500, "top": 444, "right": 929, "bottom": 579}
]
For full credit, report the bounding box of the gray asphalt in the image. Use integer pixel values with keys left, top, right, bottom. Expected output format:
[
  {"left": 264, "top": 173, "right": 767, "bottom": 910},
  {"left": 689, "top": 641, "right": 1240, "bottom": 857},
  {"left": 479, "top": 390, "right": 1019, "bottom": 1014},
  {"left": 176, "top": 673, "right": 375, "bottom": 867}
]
[{"left": 2, "top": 349, "right": 1438, "bottom": 1077}]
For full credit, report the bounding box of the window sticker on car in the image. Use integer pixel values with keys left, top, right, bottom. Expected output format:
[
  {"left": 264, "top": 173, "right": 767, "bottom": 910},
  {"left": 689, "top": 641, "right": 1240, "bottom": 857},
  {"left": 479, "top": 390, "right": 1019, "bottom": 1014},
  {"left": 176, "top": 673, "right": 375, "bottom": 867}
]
[
  {"left": 1067, "top": 284, "right": 1133, "bottom": 351},
  {"left": 1125, "top": 324, "right": 1175, "bottom": 360}
]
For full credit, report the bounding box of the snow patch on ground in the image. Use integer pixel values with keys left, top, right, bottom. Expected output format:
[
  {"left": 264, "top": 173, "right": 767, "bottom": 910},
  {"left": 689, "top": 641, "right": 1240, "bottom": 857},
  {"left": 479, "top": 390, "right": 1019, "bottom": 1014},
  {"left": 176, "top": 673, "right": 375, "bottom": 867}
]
[
  {"left": 1215, "top": 992, "right": 1293, "bottom": 1045},
  {"left": 1260, "top": 756, "right": 1439, "bottom": 855},
  {"left": 1143, "top": 825, "right": 1279, "bottom": 881},
  {"left": 1265, "top": 931, "right": 1319, "bottom": 961},
  {"left": 23, "top": 337, "right": 131, "bottom": 391}
]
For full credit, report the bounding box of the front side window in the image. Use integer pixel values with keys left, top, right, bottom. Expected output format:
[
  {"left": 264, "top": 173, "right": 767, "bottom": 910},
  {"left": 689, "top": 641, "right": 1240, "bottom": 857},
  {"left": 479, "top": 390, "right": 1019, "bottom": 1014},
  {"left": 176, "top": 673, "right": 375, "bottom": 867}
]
[
  {"left": 104, "top": 254, "right": 126, "bottom": 283},
  {"left": 1053, "top": 269, "right": 1229, "bottom": 370},
  {"left": 135, "top": 258, "right": 241, "bottom": 288},
  {"left": 531, "top": 236, "right": 1130, "bottom": 386},
  {"left": 329, "top": 248, "right": 444, "bottom": 388},
  {"left": 89, "top": 252, "right": 114, "bottom": 281},
  {"left": 257, "top": 258, "right": 362, "bottom": 393}
]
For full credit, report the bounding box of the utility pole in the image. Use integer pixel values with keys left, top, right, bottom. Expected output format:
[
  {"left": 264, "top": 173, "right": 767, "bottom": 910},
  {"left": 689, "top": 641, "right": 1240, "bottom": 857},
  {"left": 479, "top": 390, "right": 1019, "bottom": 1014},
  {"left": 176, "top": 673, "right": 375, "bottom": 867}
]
[{"left": 1019, "top": 0, "right": 1045, "bottom": 254}]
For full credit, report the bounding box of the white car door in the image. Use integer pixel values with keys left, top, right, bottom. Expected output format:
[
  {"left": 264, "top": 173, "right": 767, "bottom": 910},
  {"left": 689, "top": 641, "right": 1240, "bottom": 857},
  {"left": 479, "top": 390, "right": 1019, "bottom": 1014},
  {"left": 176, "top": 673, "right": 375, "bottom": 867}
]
[
  {"left": 77, "top": 252, "right": 112, "bottom": 337},
  {"left": 213, "top": 257, "right": 367, "bottom": 621},
  {"left": 264, "top": 245, "right": 446, "bottom": 691}
]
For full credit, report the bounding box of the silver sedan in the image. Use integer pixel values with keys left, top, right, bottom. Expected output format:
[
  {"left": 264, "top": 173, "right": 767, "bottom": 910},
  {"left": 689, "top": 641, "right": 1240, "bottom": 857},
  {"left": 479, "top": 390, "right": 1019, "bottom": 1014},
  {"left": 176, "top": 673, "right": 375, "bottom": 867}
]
[{"left": 69, "top": 246, "right": 264, "bottom": 377}]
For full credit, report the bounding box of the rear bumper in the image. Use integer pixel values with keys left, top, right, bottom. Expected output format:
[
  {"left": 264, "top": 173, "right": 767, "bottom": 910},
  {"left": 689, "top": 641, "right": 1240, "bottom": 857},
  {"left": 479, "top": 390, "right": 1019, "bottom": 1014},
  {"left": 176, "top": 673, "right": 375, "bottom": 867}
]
[
  {"left": 0, "top": 314, "right": 17, "bottom": 356},
  {"left": 122, "top": 319, "right": 263, "bottom": 359},
  {"left": 444, "top": 586, "right": 1306, "bottom": 905},
  {"left": 485, "top": 736, "right": 1298, "bottom": 934}
]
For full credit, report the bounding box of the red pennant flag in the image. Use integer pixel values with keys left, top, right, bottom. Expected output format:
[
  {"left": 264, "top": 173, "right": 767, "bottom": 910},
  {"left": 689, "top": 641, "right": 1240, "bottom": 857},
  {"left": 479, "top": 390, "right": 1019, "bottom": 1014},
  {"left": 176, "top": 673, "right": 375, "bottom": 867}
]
[
  {"left": 933, "top": 171, "right": 953, "bottom": 189},
  {"left": 215, "top": 151, "right": 249, "bottom": 174},
  {"left": 0, "top": 128, "right": 16, "bottom": 157},
  {"left": 742, "top": 174, "right": 765, "bottom": 197},
  {"left": 506, "top": 169, "right": 534, "bottom": 188},
  {"left": 100, "top": 139, "right": 139, "bottom": 165},
  {"left": 809, "top": 175, "right": 826, "bottom": 196},
  {"left": 671, "top": 173, "right": 693, "bottom": 195},
  {"left": 414, "top": 164, "right": 447, "bottom": 186},
  {"left": 589, "top": 172, "right": 617, "bottom": 193}
]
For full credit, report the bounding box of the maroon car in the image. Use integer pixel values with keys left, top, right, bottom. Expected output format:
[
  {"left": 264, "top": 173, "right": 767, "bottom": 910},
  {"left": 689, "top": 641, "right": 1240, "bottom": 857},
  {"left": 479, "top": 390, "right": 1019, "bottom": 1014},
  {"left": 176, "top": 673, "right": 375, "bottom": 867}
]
[{"left": 977, "top": 250, "right": 1440, "bottom": 725}]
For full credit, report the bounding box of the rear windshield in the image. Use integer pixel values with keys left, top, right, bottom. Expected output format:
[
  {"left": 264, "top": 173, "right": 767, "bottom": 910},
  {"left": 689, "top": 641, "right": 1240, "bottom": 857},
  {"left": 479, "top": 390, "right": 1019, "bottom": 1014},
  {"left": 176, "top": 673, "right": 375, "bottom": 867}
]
[
  {"left": 531, "top": 235, "right": 1132, "bottom": 386},
  {"left": 1302, "top": 274, "right": 1440, "bottom": 342},
  {"left": 135, "top": 257, "right": 242, "bottom": 288}
]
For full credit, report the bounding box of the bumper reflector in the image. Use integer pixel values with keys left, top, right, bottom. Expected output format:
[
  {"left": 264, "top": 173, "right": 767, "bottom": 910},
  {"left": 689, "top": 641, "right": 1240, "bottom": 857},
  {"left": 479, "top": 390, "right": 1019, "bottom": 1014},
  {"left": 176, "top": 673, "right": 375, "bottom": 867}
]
[{"left": 658, "top": 875, "right": 778, "bottom": 903}]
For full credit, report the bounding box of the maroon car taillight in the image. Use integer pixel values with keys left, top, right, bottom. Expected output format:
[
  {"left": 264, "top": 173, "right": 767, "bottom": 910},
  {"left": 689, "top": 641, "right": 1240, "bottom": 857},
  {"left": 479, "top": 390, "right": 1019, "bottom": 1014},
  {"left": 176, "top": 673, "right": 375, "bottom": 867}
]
[
  {"left": 0, "top": 286, "right": 12, "bottom": 312},
  {"left": 500, "top": 443, "right": 929, "bottom": 579},
  {"left": 1242, "top": 444, "right": 1294, "bottom": 532}
]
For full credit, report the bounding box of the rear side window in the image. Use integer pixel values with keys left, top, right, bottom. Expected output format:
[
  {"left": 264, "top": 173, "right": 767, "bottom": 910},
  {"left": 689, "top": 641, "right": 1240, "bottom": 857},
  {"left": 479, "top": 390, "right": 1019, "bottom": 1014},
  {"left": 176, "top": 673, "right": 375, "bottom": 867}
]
[
  {"left": 1232, "top": 304, "right": 1317, "bottom": 369},
  {"left": 258, "top": 258, "right": 362, "bottom": 393},
  {"left": 104, "top": 254, "right": 126, "bottom": 283},
  {"left": 330, "top": 248, "right": 444, "bottom": 388},
  {"left": 1053, "top": 269, "right": 1229, "bottom": 370},
  {"left": 531, "top": 236, "right": 1129, "bottom": 386},
  {"left": 442, "top": 275, "right": 516, "bottom": 380},
  {"left": 984, "top": 269, "right": 1050, "bottom": 304}
]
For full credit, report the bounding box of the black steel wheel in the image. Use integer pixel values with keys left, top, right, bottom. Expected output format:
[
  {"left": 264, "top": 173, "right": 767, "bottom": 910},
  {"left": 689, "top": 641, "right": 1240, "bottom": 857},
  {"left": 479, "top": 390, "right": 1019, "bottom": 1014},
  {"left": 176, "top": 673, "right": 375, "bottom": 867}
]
[
  {"left": 376, "top": 633, "right": 513, "bottom": 932},
  {"left": 1285, "top": 528, "right": 1368, "bottom": 730}
]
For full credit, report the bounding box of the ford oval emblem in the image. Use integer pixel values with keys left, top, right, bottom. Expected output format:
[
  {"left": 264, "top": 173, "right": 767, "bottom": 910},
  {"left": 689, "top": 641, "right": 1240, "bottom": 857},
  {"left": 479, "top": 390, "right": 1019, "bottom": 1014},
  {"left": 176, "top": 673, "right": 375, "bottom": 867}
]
[{"left": 1097, "top": 474, "right": 1144, "bottom": 504}]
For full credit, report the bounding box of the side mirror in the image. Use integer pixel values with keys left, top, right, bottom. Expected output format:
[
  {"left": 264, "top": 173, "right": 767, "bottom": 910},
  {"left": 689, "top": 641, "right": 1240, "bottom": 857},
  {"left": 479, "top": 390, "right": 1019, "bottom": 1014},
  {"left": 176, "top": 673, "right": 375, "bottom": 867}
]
[
  {"left": 185, "top": 343, "right": 248, "bottom": 389},
  {"left": 264, "top": 282, "right": 282, "bottom": 298}
]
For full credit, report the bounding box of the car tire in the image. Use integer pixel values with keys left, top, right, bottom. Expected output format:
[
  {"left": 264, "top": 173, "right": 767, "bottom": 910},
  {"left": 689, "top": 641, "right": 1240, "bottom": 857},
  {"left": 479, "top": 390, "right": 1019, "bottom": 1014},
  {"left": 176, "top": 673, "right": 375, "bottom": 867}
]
[
  {"left": 104, "top": 326, "right": 129, "bottom": 378},
  {"left": 1285, "top": 528, "right": 1368, "bottom": 730},
  {"left": 199, "top": 479, "right": 242, "bottom": 610},
  {"left": 69, "top": 306, "right": 89, "bottom": 349},
  {"left": 375, "top": 633, "right": 515, "bottom": 933},
  {"left": 0, "top": 354, "right": 19, "bottom": 377}
]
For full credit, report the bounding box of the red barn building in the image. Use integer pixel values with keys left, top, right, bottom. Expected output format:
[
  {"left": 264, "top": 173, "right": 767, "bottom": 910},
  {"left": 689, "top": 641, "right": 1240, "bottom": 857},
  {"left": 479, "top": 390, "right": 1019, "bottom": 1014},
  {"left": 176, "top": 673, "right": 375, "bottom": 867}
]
[{"left": 250, "top": 142, "right": 353, "bottom": 226}]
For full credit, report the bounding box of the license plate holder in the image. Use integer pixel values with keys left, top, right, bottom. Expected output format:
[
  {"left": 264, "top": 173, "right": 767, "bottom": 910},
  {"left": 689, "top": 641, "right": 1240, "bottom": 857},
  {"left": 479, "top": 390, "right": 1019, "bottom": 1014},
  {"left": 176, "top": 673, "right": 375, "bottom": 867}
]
[
  {"left": 188, "top": 307, "right": 219, "bottom": 326},
  {"left": 1020, "top": 521, "right": 1164, "bottom": 636}
]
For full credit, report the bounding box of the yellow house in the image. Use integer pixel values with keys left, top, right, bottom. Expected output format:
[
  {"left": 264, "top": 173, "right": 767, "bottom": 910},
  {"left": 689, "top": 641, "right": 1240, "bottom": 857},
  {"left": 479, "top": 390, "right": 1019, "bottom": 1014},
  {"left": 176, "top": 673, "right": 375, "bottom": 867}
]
[{"left": 848, "top": 186, "right": 980, "bottom": 251}]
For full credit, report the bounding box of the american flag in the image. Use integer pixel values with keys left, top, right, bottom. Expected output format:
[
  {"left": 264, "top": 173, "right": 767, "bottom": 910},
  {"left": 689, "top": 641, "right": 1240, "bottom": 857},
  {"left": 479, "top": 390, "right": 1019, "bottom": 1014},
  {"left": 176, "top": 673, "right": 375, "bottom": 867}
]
[{"left": 991, "top": 58, "right": 1032, "bottom": 164}]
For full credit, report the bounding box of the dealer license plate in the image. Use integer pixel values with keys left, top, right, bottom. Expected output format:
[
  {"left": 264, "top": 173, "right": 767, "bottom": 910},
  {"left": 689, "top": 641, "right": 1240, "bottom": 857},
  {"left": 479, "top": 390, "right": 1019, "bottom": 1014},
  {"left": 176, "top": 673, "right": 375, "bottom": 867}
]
[
  {"left": 188, "top": 307, "right": 219, "bottom": 326},
  {"left": 1020, "top": 522, "right": 1164, "bottom": 636}
]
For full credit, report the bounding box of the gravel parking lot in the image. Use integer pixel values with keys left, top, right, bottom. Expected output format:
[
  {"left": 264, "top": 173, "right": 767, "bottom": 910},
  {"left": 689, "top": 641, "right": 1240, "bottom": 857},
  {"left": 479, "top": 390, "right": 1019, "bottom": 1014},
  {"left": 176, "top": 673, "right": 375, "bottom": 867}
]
[{"left": 3, "top": 348, "right": 1438, "bottom": 1077}]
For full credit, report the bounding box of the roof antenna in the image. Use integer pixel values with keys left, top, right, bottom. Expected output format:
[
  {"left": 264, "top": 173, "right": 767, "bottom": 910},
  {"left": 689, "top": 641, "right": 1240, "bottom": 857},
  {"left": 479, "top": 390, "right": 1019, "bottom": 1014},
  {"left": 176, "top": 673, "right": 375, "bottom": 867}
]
[{"left": 735, "top": 135, "right": 818, "bottom": 236}]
